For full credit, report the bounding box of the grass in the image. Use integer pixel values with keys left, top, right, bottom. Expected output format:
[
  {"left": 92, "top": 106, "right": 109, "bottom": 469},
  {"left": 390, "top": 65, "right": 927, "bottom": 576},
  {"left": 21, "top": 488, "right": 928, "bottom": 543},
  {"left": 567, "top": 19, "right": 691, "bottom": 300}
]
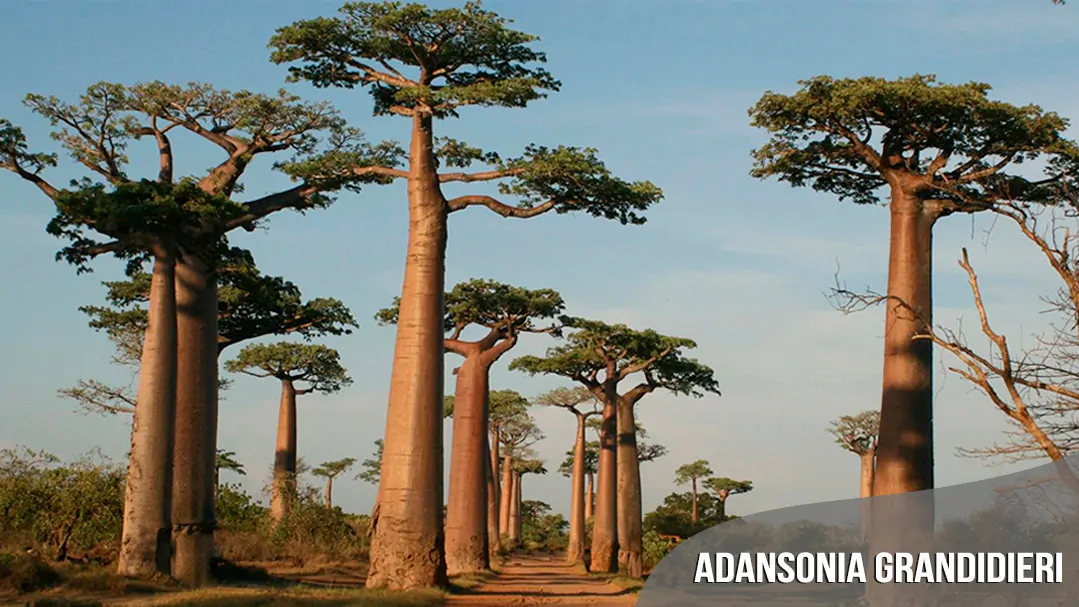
[
  {"left": 444, "top": 569, "right": 496, "bottom": 594},
  {"left": 588, "top": 570, "right": 646, "bottom": 594}
]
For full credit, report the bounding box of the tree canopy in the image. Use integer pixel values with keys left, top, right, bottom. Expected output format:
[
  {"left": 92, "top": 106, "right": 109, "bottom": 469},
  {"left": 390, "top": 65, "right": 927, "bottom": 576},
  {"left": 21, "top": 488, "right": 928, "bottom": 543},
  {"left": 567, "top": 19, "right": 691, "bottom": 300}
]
[
  {"left": 312, "top": 458, "right": 357, "bottom": 480},
  {"left": 703, "top": 477, "right": 754, "bottom": 499},
  {"left": 497, "top": 411, "right": 544, "bottom": 456},
  {"left": 357, "top": 439, "right": 383, "bottom": 484},
  {"left": 534, "top": 386, "right": 599, "bottom": 415},
  {"left": 748, "top": 74, "right": 1079, "bottom": 211},
  {"left": 269, "top": 1, "right": 663, "bottom": 225},
  {"left": 224, "top": 342, "right": 352, "bottom": 394},
  {"left": 829, "top": 411, "right": 881, "bottom": 456},
  {"left": 215, "top": 450, "right": 246, "bottom": 477},
  {"left": 674, "top": 460, "right": 714, "bottom": 486},
  {"left": 510, "top": 317, "right": 721, "bottom": 404},
  {"left": 558, "top": 443, "right": 598, "bottom": 478},
  {"left": 444, "top": 388, "right": 530, "bottom": 425}
]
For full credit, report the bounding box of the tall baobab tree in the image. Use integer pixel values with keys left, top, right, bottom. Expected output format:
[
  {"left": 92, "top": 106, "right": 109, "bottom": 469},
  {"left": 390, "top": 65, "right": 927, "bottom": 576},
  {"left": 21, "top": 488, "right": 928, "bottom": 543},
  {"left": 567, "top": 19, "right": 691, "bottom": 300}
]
[
  {"left": 0, "top": 81, "right": 388, "bottom": 583},
  {"left": 270, "top": 2, "right": 663, "bottom": 588},
  {"left": 312, "top": 458, "right": 357, "bottom": 510},
  {"left": 225, "top": 342, "right": 351, "bottom": 525},
  {"left": 829, "top": 410, "right": 881, "bottom": 540},
  {"left": 749, "top": 75, "right": 1078, "bottom": 505},
  {"left": 702, "top": 477, "right": 753, "bottom": 521},
  {"left": 377, "top": 279, "right": 563, "bottom": 574},
  {"left": 496, "top": 410, "right": 544, "bottom": 539},
  {"left": 559, "top": 444, "right": 599, "bottom": 522},
  {"left": 674, "top": 460, "right": 714, "bottom": 524},
  {"left": 510, "top": 458, "right": 547, "bottom": 545},
  {"left": 512, "top": 318, "right": 720, "bottom": 577},
  {"left": 536, "top": 387, "right": 600, "bottom": 564}
]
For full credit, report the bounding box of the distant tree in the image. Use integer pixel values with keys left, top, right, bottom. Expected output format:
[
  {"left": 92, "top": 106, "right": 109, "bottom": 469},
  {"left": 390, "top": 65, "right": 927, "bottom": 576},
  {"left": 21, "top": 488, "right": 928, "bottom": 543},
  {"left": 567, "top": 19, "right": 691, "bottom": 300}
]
[
  {"left": 829, "top": 411, "right": 881, "bottom": 499},
  {"left": 559, "top": 442, "right": 599, "bottom": 522},
  {"left": 635, "top": 425, "right": 668, "bottom": 463},
  {"left": 535, "top": 386, "right": 600, "bottom": 564},
  {"left": 496, "top": 408, "right": 544, "bottom": 540},
  {"left": 225, "top": 342, "right": 351, "bottom": 524},
  {"left": 357, "top": 439, "right": 383, "bottom": 484},
  {"left": 213, "top": 450, "right": 246, "bottom": 495},
  {"left": 512, "top": 318, "right": 720, "bottom": 577},
  {"left": 377, "top": 279, "right": 562, "bottom": 574},
  {"left": 312, "top": 458, "right": 357, "bottom": 510},
  {"left": 644, "top": 491, "right": 723, "bottom": 539},
  {"left": 674, "top": 460, "right": 714, "bottom": 524},
  {"left": 509, "top": 458, "right": 547, "bottom": 545},
  {"left": 750, "top": 74, "right": 1079, "bottom": 502},
  {"left": 702, "top": 477, "right": 753, "bottom": 520},
  {"left": 270, "top": 0, "right": 665, "bottom": 588}
]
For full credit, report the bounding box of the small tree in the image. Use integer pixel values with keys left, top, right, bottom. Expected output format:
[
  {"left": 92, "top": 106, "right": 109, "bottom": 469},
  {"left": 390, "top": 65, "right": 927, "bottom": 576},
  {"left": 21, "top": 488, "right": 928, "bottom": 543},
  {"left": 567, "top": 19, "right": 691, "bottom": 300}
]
[
  {"left": 750, "top": 74, "right": 1078, "bottom": 501},
  {"left": 377, "top": 279, "right": 562, "bottom": 574},
  {"left": 674, "top": 460, "right": 714, "bottom": 524},
  {"left": 511, "top": 318, "right": 720, "bottom": 577},
  {"left": 213, "top": 450, "right": 246, "bottom": 495},
  {"left": 312, "top": 458, "right": 357, "bottom": 510},
  {"left": 829, "top": 411, "right": 881, "bottom": 499},
  {"left": 535, "top": 386, "right": 600, "bottom": 564},
  {"left": 225, "top": 342, "right": 351, "bottom": 524},
  {"left": 270, "top": 2, "right": 664, "bottom": 588},
  {"left": 357, "top": 439, "right": 383, "bottom": 484},
  {"left": 702, "top": 477, "right": 753, "bottom": 521}
]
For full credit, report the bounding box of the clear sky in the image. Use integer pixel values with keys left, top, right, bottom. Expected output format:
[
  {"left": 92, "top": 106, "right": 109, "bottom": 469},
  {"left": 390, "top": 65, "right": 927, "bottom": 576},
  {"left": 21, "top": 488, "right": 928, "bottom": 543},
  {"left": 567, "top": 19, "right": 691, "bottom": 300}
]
[{"left": 1, "top": 0, "right": 1077, "bottom": 520}]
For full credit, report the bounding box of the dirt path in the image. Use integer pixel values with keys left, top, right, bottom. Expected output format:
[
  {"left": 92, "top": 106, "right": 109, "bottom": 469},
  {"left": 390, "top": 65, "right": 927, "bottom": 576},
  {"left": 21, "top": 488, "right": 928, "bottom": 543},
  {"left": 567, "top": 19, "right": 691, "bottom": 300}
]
[{"left": 447, "top": 553, "right": 638, "bottom": 606}]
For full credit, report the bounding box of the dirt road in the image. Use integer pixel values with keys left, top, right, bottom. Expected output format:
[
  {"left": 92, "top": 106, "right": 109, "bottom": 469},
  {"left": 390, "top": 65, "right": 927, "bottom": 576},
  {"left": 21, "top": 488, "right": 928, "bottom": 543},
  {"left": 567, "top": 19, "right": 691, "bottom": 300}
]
[{"left": 447, "top": 553, "right": 638, "bottom": 606}]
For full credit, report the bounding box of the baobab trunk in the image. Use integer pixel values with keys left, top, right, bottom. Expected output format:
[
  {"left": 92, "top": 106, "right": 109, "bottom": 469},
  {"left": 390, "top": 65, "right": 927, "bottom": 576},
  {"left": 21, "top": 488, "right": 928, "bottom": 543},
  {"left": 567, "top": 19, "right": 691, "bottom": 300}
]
[
  {"left": 566, "top": 414, "right": 587, "bottom": 565},
  {"left": 859, "top": 449, "right": 876, "bottom": 540},
  {"left": 690, "top": 479, "right": 699, "bottom": 524},
  {"left": 615, "top": 400, "right": 643, "bottom": 578},
  {"left": 270, "top": 379, "right": 298, "bottom": 526},
  {"left": 366, "top": 114, "right": 449, "bottom": 590},
  {"left": 716, "top": 496, "right": 727, "bottom": 521},
  {"left": 499, "top": 454, "right": 513, "bottom": 537},
  {"left": 514, "top": 472, "right": 523, "bottom": 541},
  {"left": 486, "top": 435, "right": 502, "bottom": 555},
  {"left": 118, "top": 242, "right": 177, "bottom": 578},
  {"left": 585, "top": 472, "right": 594, "bottom": 521},
  {"left": 445, "top": 357, "right": 490, "bottom": 574},
  {"left": 590, "top": 397, "right": 618, "bottom": 573},
  {"left": 171, "top": 251, "right": 219, "bottom": 587},
  {"left": 325, "top": 477, "right": 333, "bottom": 510},
  {"left": 875, "top": 186, "right": 936, "bottom": 501},
  {"left": 506, "top": 471, "right": 520, "bottom": 545}
]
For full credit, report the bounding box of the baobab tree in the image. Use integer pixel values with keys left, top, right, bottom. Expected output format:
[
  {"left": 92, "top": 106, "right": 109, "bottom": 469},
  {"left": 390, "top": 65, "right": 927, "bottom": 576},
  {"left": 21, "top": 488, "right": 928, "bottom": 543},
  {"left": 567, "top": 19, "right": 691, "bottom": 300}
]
[
  {"left": 269, "top": 2, "right": 663, "bottom": 588},
  {"left": 509, "top": 458, "right": 547, "bottom": 545},
  {"left": 312, "top": 458, "right": 357, "bottom": 510},
  {"left": 357, "top": 439, "right": 383, "bottom": 484},
  {"left": 496, "top": 410, "right": 544, "bottom": 540},
  {"left": 536, "top": 386, "right": 600, "bottom": 564},
  {"left": 213, "top": 450, "right": 246, "bottom": 496},
  {"left": 829, "top": 410, "right": 880, "bottom": 540},
  {"left": 511, "top": 318, "right": 720, "bottom": 577},
  {"left": 703, "top": 477, "right": 753, "bottom": 521},
  {"left": 674, "top": 460, "right": 713, "bottom": 524},
  {"left": 376, "top": 279, "right": 563, "bottom": 574},
  {"left": 224, "top": 342, "right": 351, "bottom": 525},
  {"left": 559, "top": 444, "right": 598, "bottom": 522},
  {"left": 1, "top": 81, "right": 389, "bottom": 583},
  {"left": 749, "top": 74, "right": 1078, "bottom": 504}
]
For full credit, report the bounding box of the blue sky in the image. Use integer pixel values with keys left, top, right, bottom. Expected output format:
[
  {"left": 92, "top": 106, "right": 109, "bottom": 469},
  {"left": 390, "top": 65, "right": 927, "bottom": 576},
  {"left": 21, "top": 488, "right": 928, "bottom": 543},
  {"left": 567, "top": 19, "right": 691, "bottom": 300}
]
[{"left": 1, "top": 0, "right": 1078, "bottom": 519}]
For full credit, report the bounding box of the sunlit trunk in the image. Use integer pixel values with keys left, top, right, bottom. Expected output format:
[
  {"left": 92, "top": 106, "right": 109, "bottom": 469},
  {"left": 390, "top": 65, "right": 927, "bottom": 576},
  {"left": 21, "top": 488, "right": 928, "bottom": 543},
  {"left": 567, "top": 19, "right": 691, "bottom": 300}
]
[
  {"left": 367, "top": 113, "right": 449, "bottom": 590},
  {"left": 566, "top": 414, "right": 587, "bottom": 565},
  {"left": 499, "top": 453, "right": 513, "bottom": 537},
  {"left": 445, "top": 356, "right": 490, "bottom": 574},
  {"left": 615, "top": 399, "right": 643, "bottom": 578},
  {"left": 270, "top": 379, "right": 298, "bottom": 526},
  {"left": 485, "top": 434, "right": 501, "bottom": 556},
  {"left": 585, "top": 472, "right": 594, "bottom": 521},
  {"left": 118, "top": 241, "right": 177, "bottom": 577},
  {"left": 590, "top": 395, "right": 618, "bottom": 573},
  {"left": 690, "top": 478, "right": 699, "bottom": 524},
  {"left": 172, "top": 250, "right": 219, "bottom": 587},
  {"left": 859, "top": 449, "right": 875, "bottom": 540},
  {"left": 513, "top": 472, "right": 523, "bottom": 541},
  {"left": 325, "top": 477, "right": 333, "bottom": 510},
  {"left": 506, "top": 471, "right": 520, "bottom": 545}
]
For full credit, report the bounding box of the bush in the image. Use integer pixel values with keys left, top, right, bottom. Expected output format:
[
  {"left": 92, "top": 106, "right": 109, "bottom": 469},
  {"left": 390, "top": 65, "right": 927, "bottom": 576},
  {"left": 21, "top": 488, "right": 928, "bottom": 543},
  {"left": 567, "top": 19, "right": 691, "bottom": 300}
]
[
  {"left": 0, "top": 551, "right": 62, "bottom": 593},
  {"left": 642, "top": 530, "right": 675, "bottom": 571}
]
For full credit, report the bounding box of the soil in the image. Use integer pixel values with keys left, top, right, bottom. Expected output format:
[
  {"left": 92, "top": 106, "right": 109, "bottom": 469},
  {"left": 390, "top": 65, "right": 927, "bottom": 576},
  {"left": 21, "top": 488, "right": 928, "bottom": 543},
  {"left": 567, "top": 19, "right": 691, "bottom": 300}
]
[{"left": 447, "top": 553, "right": 638, "bottom": 606}]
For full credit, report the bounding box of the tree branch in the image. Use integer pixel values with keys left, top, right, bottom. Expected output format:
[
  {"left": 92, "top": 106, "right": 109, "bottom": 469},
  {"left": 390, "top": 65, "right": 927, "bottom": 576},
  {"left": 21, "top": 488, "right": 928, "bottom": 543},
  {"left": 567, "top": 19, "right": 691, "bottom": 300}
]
[{"left": 445, "top": 194, "right": 556, "bottom": 217}]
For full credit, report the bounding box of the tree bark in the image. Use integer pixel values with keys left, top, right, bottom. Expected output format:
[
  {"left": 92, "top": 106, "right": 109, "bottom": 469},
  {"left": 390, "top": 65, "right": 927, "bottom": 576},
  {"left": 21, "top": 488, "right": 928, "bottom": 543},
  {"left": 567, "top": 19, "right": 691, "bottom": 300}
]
[
  {"left": 566, "top": 414, "right": 587, "bottom": 565},
  {"left": 615, "top": 399, "right": 643, "bottom": 578},
  {"left": 690, "top": 478, "right": 699, "bottom": 524},
  {"left": 270, "top": 379, "right": 298, "bottom": 526},
  {"left": 366, "top": 113, "right": 449, "bottom": 590},
  {"left": 716, "top": 496, "right": 726, "bottom": 521},
  {"left": 171, "top": 250, "right": 219, "bottom": 587},
  {"left": 590, "top": 395, "right": 618, "bottom": 573},
  {"left": 859, "top": 448, "right": 876, "bottom": 541},
  {"left": 875, "top": 185, "right": 936, "bottom": 501},
  {"left": 506, "top": 471, "right": 521, "bottom": 545},
  {"left": 499, "top": 453, "right": 513, "bottom": 537},
  {"left": 117, "top": 241, "right": 177, "bottom": 578},
  {"left": 584, "top": 472, "right": 594, "bottom": 522},
  {"left": 445, "top": 356, "right": 490, "bottom": 574},
  {"left": 326, "top": 477, "right": 333, "bottom": 510},
  {"left": 485, "top": 434, "right": 502, "bottom": 556}
]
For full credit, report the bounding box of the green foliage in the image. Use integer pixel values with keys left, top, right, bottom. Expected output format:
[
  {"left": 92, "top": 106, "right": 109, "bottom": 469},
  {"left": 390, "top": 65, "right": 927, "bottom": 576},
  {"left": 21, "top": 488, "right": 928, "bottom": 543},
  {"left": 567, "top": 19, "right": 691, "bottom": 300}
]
[
  {"left": 510, "top": 317, "right": 721, "bottom": 398},
  {"left": 674, "top": 460, "right": 713, "bottom": 487},
  {"left": 558, "top": 442, "right": 598, "bottom": 478},
  {"left": 312, "top": 458, "right": 357, "bottom": 480},
  {"left": 703, "top": 477, "right": 754, "bottom": 499},
  {"left": 642, "top": 529, "right": 675, "bottom": 570},
  {"left": 215, "top": 450, "right": 246, "bottom": 477},
  {"left": 519, "top": 500, "right": 568, "bottom": 553},
  {"left": 748, "top": 74, "right": 1079, "bottom": 207},
  {"left": 829, "top": 410, "right": 880, "bottom": 455},
  {"left": 0, "top": 448, "right": 124, "bottom": 562},
  {"left": 356, "top": 439, "right": 383, "bottom": 484},
  {"left": 225, "top": 342, "right": 352, "bottom": 393},
  {"left": 376, "top": 278, "right": 564, "bottom": 336},
  {"left": 216, "top": 483, "right": 266, "bottom": 534},
  {"left": 644, "top": 491, "right": 725, "bottom": 538},
  {"left": 498, "top": 411, "right": 544, "bottom": 455},
  {"left": 269, "top": 1, "right": 561, "bottom": 117},
  {"left": 534, "top": 386, "right": 597, "bottom": 412}
]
